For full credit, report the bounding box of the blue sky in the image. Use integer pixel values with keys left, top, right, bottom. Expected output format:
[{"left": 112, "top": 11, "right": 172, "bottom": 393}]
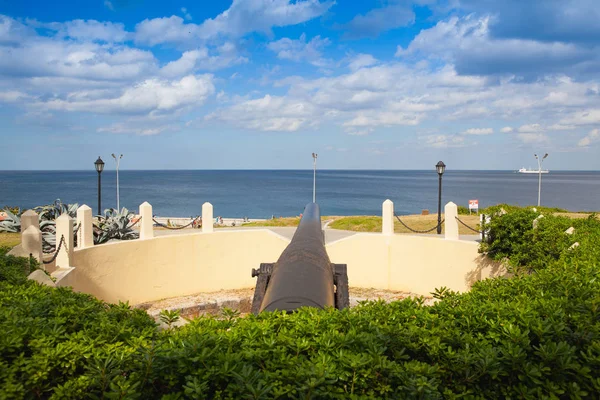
[{"left": 0, "top": 0, "right": 599, "bottom": 170}]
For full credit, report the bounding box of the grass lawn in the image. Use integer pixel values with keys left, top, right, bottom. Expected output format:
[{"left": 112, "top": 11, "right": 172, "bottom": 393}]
[
  {"left": 329, "top": 214, "right": 483, "bottom": 235},
  {"left": 241, "top": 214, "right": 483, "bottom": 234},
  {"left": 0, "top": 232, "right": 20, "bottom": 249}
]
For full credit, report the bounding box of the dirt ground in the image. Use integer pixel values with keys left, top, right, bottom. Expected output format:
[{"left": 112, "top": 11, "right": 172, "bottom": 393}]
[{"left": 138, "top": 286, "right": 435, "bottom": 323}]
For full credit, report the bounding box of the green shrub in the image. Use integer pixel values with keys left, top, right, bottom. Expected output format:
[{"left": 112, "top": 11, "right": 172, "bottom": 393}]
[
  {"left": 2, "top": 210, "right": 600, "bottom": 398},
  {"left": 481, "top": 203, "right": 569, "bottom": 215},
  {"left": 481, "top": 208, "right": 598, "bottom": 271},
  {"left": 0, "top": 247, "right": 33, "bottom": 284},
  {"left": 456, "top": 205, "right": 471, "bottom": 215}
]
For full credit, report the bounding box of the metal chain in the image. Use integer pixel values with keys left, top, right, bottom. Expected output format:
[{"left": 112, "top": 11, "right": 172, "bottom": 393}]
[
  {"left": 394, "top": 213, "right": 445, "bottom": 233},
  {"left": 454, "top": 216, "right": 483, "bottom": 234},
  {"left": 42, "top": 235, "right": 65, "bottom": 265},
  {"left": 152, "top": 216, "right": 201, "bottom": 230},
  {"left": 41, "top": 223, "right": 81, "bottom": 253},
  {"left": 126, "top": 216, "right": 141, "bottom": 230}
]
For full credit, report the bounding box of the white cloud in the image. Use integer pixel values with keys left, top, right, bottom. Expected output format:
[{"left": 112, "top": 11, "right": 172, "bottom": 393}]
[
  {"left": 341, "top": 4, "right": 415, "bottom": 39},
  {"left": 346, "top": 128, "right": 374, "bottom": 136},
  {"left": 41, "top": 74, "right": 215, "bottom": 115},
  {"left": 395, "top": 15, "right": 600, "bottom": 79},
  {"left": 135, "top": 0, "right": 334, "bottom": 46},
  {"left": 424, "top": 134, "right": 466, "bottom": 148},
  {"left": 560, "top": 109, "right": 600, "bottom": 125},
  {"left": 104, "top": 0, "right": 114, "bottom": 11},
  {"left": 0, "top": 90, "right": 30, "bottom": 102},
  {"left": 160, "top": 44, "right": 247, "bottom": 77},
  {"left": 161, "top": 50, "right": 204, "bottom": 77},
  {"left": 577, "top": 129, "right": 600, "bottom": 147},
  {"left": 348, "top": 54, "right": 378, "bottom": 71},
  {"left": 547, "top": 123, "right": 576, "bottom": 131},
  {"left": 56, "top": 20, "right": 129, "bottom": 42},
  {"left": 463, "top": 127, "right": 493, "bottom": 135},
  {"left": 518, "top": 123, "right": 543, "bottom": 133},
  {"left": 0, "top": 16, "right": 156, "bottom": 83},
  {"left": 268, "top": 33, "right": 331, "bottom": 67},
  {"left": 205, "top": 94, "right": 316, "bottom": 132},
  {"left": 500, "top": 126, "right": 513, "bottom": 133},
  {"left": 181, "top": 7, "right": 192, "bottom": 21},
  {"left": 134, "top": 16, "right": 194, "bottom": 46},
  {"left": 209, "top": 59, "right": 600, "bottom": 135},
  {"left": 517, "top": 133, "right": 547, "bottom": 143},
  {"left": 98, "top": 123, "right": 175, "bottom": 136}
]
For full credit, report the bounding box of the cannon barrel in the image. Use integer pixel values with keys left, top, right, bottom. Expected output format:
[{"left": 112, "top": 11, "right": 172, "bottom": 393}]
[{"left": 259, "top": 203, "right": 336, "bottom": 312}]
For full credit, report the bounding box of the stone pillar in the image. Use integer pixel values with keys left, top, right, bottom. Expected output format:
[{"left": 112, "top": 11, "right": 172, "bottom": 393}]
[
  {"left": 22, "top": 225, "right": 43, "bottom": 262},
  {"left": 139, "top": 202, "right": 154, "bottom": 240},
  {"left": 202, "top": 202, "right": 213, "bottom": 233},
  {"left": 21, "top": 209, "right": 39, "bottom": 232},
  {"left": 77, "top": 205, "right": 94, "bottom": 248},
  {"left": 444, "top": 202, "right": 459, "bottom": 240},
  {"left": 55, "top": 214, "right": 74, "bottom": 268},
  {"left": 382, "top": 199, "right": 394, "bottom": 235}
]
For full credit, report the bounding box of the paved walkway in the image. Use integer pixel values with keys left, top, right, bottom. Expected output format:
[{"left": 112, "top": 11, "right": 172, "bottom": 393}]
[
  {"left": 153, "top": 225, "right": 357, "bottom": 244},
  {"left": 152, "top": 226, "right": 481, "bottom": 243}
]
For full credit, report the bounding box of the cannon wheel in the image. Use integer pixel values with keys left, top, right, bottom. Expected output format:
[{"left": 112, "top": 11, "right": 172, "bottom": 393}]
[
  {"left": 333, "top": 264, "right": 349, "bottom": 310},
  {"left": 251, "top": 263, "right": 274, "bottom": 315}
]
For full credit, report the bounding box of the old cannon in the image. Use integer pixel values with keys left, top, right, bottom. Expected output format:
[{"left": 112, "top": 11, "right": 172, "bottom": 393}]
[{"left": 251, "top": 203, "right": 349, "bottom": 313}]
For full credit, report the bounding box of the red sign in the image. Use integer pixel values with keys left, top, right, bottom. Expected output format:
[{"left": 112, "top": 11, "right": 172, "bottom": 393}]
[{"left": 469, "top": 199, "right": 479, "bottom": 210}]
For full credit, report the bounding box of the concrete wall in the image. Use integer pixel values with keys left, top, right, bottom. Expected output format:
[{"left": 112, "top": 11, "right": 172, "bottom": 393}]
[
  {"left": 60, "top": 230, "right": 289, "bottom": 304},
  {"left": 57, "top": 229, "right": 502, "bottom": 305},
  {"left": 326, "top": 234, "right": 503, "bottom": 296}
]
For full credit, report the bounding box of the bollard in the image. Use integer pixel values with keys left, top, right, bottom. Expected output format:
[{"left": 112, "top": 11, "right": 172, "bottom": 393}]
[
  {"left": 55, "top": 214, "right": 74, "bottom": 268},
  {"left": 76, "top": 205, "right": 94, "bottom": 248},
  {"left": 22, "top": 225, "right": 43, "bottom": 262},
  {"left": 139, "top": 202, "right": 154, "bottom": 240},
  {"left": 444, "top": 202, "right": 459, "bottom": 240},
  {"left": 202, "top": 202, "right": 213, "bottom": 233},
  {"left": 382, "top": 199, "right": 394, "bottom": 235},
  {"left": 21, "top": 209, "right": 39, "bottom": 232}
]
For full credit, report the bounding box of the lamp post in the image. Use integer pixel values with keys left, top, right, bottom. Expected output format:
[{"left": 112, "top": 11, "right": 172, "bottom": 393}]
[
  {"left": 94, "top": 156, "right": 105, "bottom": 216},
  {"left": 535, "top": 153, "right": 548, "bottom": 207},
  {"left": 436, "top": 161, "right": 446, "bottom": 234},
  {"left": 111, "top": 153, "right": 123, "bottom": 211},
  {"left": 312, "top": 153, "right": 318, "bottom": 203}
]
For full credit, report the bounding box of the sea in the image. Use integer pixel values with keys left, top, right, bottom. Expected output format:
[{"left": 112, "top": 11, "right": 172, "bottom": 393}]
[{"left": 1, "top": 170, "right": 599, "bottom": 218}]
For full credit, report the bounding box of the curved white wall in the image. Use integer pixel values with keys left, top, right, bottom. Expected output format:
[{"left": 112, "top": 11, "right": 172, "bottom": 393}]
[
  {"left": 59, "top": 230, "right": 289, "bottom": 304},
  {"left": 57, "top": 230, "right": 502, "bottom": 305}
]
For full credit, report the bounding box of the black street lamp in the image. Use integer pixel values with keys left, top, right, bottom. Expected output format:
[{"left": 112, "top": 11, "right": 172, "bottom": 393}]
[
  {"left": 436, "top": 161, "right": 446, "bottom": 234},
  {"left": 94, "top": 156, "right": 105, "bottom": 216}
]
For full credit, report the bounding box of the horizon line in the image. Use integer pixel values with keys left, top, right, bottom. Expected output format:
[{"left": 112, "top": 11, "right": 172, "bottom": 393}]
[{"left": 1, "top": 168, "right": 599, "bottom": 172}]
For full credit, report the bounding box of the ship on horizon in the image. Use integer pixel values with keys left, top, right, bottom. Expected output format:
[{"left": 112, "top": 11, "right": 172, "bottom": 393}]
[{"left": 518, "top": 167, "right": 549, "bottom": 174}]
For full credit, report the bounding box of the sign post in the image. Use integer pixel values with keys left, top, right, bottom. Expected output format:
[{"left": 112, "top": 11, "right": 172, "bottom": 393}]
[{"left": 468, "top": 199, "right": 479, "bottom": 215}]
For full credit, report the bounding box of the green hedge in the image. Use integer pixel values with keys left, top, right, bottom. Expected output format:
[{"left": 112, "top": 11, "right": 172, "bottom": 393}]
[
  {"left": 481, "top": 207, "right": 599, "bottom": 271},
  {"left": 1, "top": 212, "right": 600, "bottom": 398}
]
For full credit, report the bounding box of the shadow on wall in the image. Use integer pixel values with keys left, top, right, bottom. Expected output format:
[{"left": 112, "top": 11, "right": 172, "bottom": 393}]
[{"left": 465, "top": 255, "right": 509, "bottom": 288}]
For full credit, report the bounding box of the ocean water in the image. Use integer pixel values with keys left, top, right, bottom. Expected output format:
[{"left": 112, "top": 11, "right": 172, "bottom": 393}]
[{"left": 1, "top": 170, "right": 599, "bottom": 218}]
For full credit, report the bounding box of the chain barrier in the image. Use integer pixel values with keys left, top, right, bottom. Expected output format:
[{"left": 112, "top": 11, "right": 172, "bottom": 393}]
[
  {"left": 454, "top": 216, "right": 483, "bottom": 234},
  {"left": 126, "top": 216, "right": 141, "bottom": 231},
  {"left": 152, "top": 216, "right": 201, "bottom": 230},
  {"left": 41, "top": 223, "right": 81, "bottom": 253},
  {"left": 42, "top": 235, "right": 66, "bottom": 265},
  {"left": 394, "top": 213, "right": 444, "bottom": 234}
]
